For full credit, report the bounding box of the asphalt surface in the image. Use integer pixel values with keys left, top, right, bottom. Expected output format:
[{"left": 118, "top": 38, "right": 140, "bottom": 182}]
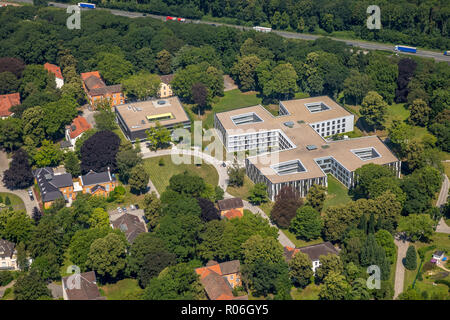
[{"left": 10, "top": 0, "right": 450, "bottom": 63}]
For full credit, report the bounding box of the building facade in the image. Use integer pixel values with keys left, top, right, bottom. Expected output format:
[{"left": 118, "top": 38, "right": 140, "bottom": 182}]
[
  {"left": 214, "top": 96, "right": 401, "bottom": 200},
  {"left": 81, "top": 71, "right": 125, "bottom": 107}
]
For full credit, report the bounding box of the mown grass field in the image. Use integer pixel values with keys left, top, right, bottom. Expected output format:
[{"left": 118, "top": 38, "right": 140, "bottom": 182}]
[
  {"left": 99, "top": 279, "right": 143, "bottom": 300},
  {"left": 0, "top": 192, "right": 26, "bottom": 212},
  {"left": 323, "top": 175, "right": 352, "bottom": 211},
  {"left": 290, "top": 284, "right": 321, "bottom": 300},
  {"left": 143, "top": 155, "right": 219, "bottom": 194}
]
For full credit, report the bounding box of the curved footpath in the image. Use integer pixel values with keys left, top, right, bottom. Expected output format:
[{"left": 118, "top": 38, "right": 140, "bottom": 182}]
[{"left": 140, "top": 145, "right": 295, "bottom": 248}]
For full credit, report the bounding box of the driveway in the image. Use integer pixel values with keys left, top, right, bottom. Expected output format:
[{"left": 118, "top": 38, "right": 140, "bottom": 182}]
[
  {"left": 435, "top": 174, "right": 449, "bottom": 234},
  {"left": 0, "top": 151, "right": 38, "bottom": 216},
  {"left": 393, "top": 234, "right": 409, "bottom": 299},
  {"left": 81, "top": 105, "right": 96, "bottom": 128}
]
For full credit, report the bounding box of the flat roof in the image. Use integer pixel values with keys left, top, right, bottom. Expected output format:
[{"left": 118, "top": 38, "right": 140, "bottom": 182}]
[
  {"left": 215, "top": 97, "right": 398, "bottom": 184},
  {"left": 115, "top": 96, "right": 190, "bottom": 132}
]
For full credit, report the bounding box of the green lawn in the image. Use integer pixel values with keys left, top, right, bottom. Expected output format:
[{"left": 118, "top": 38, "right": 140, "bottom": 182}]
[
  {"left": 99, "top": 279, "right": 143, "bottom": 300},
  {"left": 226, "top": 176, "right": 254, "bottom": 200},
  {"left": 384, "top": 103, "right": 410, "bottom": 128},
  {"left": 0, "top": 192, "right": 26, "bottom": 212},
  {"left": 202, "top": 89, "right": 262, "bottom": 129},
  {"left": 290, "top": 284, "right": 321, "bottom": 300},
  {"left": 143, "top": 155, "right": 219, "bottom": 194},
  {"left": 323, "top": 175, "right": 352, "bottom": 210},
  {"left": 403, "top": 233, "right": 450, "bottom": 293}
]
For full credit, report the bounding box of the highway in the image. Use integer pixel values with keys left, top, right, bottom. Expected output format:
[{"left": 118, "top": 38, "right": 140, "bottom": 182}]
[{"left": 9, "top": 0, "right": 450, "bottom": 63}]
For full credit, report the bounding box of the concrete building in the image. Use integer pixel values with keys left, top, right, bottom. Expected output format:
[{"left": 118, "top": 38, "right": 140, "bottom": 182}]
[
  {"left": 214, "top": 96, "right": 400, "bottom": 200},
  {"left": 114, "top": 96, "right": 191, "bottom": 142}
]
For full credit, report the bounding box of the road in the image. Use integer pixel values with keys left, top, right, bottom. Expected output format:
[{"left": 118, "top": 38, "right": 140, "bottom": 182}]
[
  {"left": 140, "top": 144, "right": 295, "bottom": 248},
  {"left": 393, "top": 235, "right": 409, "bottom": 299},
  {"left": 436, "top": 174, "right": 450, "bottom": 234},
  {"left": 11, "top": 0, "right": 450, "bottom": 63}
]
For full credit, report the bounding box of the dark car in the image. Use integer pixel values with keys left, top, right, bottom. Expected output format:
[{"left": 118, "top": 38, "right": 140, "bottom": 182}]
[{"left": 28, "top": 189, "right": 34, "bottom": 200}]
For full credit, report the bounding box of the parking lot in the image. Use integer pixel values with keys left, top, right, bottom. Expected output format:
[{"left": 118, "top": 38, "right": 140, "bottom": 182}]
[{"left": 108, "top": 204, "right": 146, "bottom": 223}]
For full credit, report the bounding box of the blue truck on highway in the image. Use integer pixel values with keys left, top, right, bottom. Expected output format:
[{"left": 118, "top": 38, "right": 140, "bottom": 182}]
[
  {"left": 394, "top": 45, "right": 417, "bottom": 53},
  {"left": 78, "top": 2, "right": 96, "bottom": 9}
]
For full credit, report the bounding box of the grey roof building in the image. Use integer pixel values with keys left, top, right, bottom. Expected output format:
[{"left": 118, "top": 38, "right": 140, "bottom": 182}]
[
  {"left": 80, "top": 169, "right": 116, "bottom": 186},
  {"left": 0, "top": 239, "right": 15, "bottom": 260},
  {"left": 33, "top": 167, "right": 73, "bottom": 202},
  {"left": 111, "top": 213, "right": 146, "bottom": 244}
]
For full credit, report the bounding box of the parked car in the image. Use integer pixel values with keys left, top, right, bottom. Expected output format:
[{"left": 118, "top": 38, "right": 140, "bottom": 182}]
[
  {"left": 117, "top": 206, "right": 122, "bottom": 213},
  {"left": 222, "top": 162, "right": 226, "bottom": 167},
  {"left": 122, "top": 207, "right": 127, "bottom": 212},
  {"left": 28, "top": 189, "right": 34, "bottom": 200},
  {"left": 130, "top": 204, "right": 136, "bottom": 210},
  {"left": 134, "top": 204, "right": 140, "bottom": 210}
]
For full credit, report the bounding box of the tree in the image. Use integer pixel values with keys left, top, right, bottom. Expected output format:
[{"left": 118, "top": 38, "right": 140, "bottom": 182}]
[
  {"left": 96, "top": 52, "right": 133, "bottom": 84},
  {"left": 86, "top": 233, "right": 127, "bottom": 282},
  {"left": 261, "top": 63, "right": 297, "bottom": 100},
  {"left": 289, "top": 251, "right": 313, "bottom": 288},
  {"left": 404, "top": 245, "right": 417, "bottom": 270},
  {"left": 167, "top": 172, "right": 205, "bottom": 198},
  {"left": 64, "top": 151, "right": 81, "bottom": 177},
  {"left": 354, "top": 163, "right": 394, "bottom": 198},
  {"left": 395, "top": 58, "right": 417, "bottom": 103},
  {"left": 94, "top": 109, "right": 117, "bottom": 131},
  {"left": 227, "top": 159, "right": 245, "bottom": 187},
  {"left": 191, "top": 82, "right": 209, "bottom": 113},
  {"left": 248, "top": 183, "right": 268, "bottom": 205},
  {"left": 305, "top": 184, "right": 327, "bottom": 213},
  {"left": 68, "top": 228, "right": 111, "bottom": 271},
  {"left": 156, "top": 50, "right": 172, "bottom": 75},
  {"left": 398, "top": 214, "right": 434, "bottom": 242},
  {"left": 13, "top": 269, "right": 52, "bottom": 300},
  {"left": 197, "top": 198, "right": 220, "bottom": 222},
  {"left": 31, "top": 207, "right": 42, "bottom": 226},
  {"left": 143, "top": 262, "right": 204, "bottom": 300},
  {"left": 0, "top": 57, "right": 25, "bottom": 78},
  {"left": 116, "top": 146, "right": 142, "bottom": 183},
  {"left": 242, "top": 235, "right": 285, "bottom": 266},
  {"left": 388, "top": 120, "right": 414, "bottom": 157},
  {"left": 127, "top": 233, "right": 176, "bottom": 288},
  {"left": 366, "top": 55, "right": 398, "bottom": 104},
  {"left": 214, "top": 186, "right": 224, "bottom": 201},
  {"left": 145, "top": 121, "right": 172, "bottom": 151},
  {"left": 290, "top": 206, "right": 323, "bottom": 240},
  {"left": 408, "top": 99, "right": 431, "bottom": 126},
  {"left": 122, "top": 71, "right": 161, "bottom": 100},
  {"left": 80, "top": 130, "right": 121, "bottom": 173},
  {"left": 360, "top": 91, "right": 388, "bottom": 131},
  {"left": 3, "top": 211, "right": 34, "bottom": 245},
  {"left": 375, "top": 230, "right": 396, "bottom": 264},
  {"left": 271, "top": 186, "right": 303, "bottom": 228},
  {"left": 315, "top": 254, "right": 343, "bottom": 283},
  {"left": 88, "top": 208, "right": 110, "bottom": 229},
  {"left": 142, "top": 192, "right": 162, "bottom": 230},
  {"left": 343, "top": 70, "right": 371, "bottom": 105},
  {"left": 318, "top": 271, "right": 351, "bottom": 300},
  {"left": 33, "top": 140, "right": 63, "bottom": 167},
  {"left": 360, "top": 234, "right": 390, "bottom": 281},
  {"left": 231, "top": 55, "right": 261, "bottom": 91},
  {"left": 0, "top": 117, "right": 23, "bottom": 152},
  {"left": 2, "top": 149, "right": 34, "bottom": 189},
  {"left": 0, "top": 71, "right": 20, "bottom": 94},
  {"left": 128, "top": 164, "right": 149, "bottom": 194}
]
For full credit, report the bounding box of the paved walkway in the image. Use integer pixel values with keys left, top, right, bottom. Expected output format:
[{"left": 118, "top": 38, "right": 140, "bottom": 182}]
[
  {"left": 140, "top": 145, "right": 295, "bottom": 248},
  {"left": 0, "top": 280, "right": 15, "bottom": 299},
  {"left": 435, "top": 174, "right": 450, "bottom": 234},
  {"left": 0, "top": 151, "right": 38, "bottom": 216},
  {"left": 393, "top": 235, "right": 409, "bottom": 299}
]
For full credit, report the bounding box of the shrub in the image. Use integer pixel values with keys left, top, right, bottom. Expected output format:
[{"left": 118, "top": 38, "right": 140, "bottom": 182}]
[
  {"left": 5, "top": 196, "right": 11, "bottom": 205},
  {"left": 0, "top": 271, "right": 14, "bottom": 286},
  {"left": 404, "top": 245, "right": 417, "bottom": 270},
  {"left": 158, "top": 158, "right": 165, "bottom": 166}
]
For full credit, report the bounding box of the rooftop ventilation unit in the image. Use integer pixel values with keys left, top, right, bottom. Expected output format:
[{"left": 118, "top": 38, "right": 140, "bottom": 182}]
[
  {"left": 352, "top": 147, "right": 381, "bottom": 161},
  {"left": 305, "top": 102, "right": 331, "bottom": 113},
  {"left": 157, "top": 100, "right": 166, "bottom": 105},
  {"left": 231, "top": 112, "right": 263, "bottom": 125},
  {"left": 271, "top": 160, "right": 306, "bottom": 175},
  {"left": 306, "top": 145, "right": 317, "bottom": 151}
]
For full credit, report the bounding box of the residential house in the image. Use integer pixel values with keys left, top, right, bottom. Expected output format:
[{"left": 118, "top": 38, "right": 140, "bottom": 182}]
[
  {"left": 284, "top": 242, "right": 340, "bottom": 273},
  {"left": 65, "top": 115, "right": 92, "bottom": 147},
  {"left": 432, "top": 250, "right": 445, "bottom": 261},
  {"left": 0, "top": 239, "right": 17, "bottom": 270},
  {"left": 217, "top": 198, "right": 244, "bottom": 219},
  {"left": 33, "top": 167, "right": 75, "bottom": 209},
  {"left": 44, "top": 63, "right": 64, "bottom": 89},
  {"left": 195, "top": 260, "right": 247, "bottom": 300},
  {"left": 159, "top": 74, "right": 174, "bottom": 98},
  {"left": 111, "top": 213, "right": 146, "bottom": 244},
  {"left": 81, "top": 71, "right": 124, "bottom": 107},
  {"left": 76, "top": 169, "right": 118, "bottom": 197},
  {"left": 62, "top": 271, "right": 106, "bottom": 300},
  {"left": 0, "top": 92, "right": 20, "bottom": 119}
]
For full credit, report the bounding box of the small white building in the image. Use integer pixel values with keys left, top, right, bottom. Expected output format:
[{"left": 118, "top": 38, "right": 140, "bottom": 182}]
[
  {"left": 284, "top": 242, "right": 340, "bottom": 274},
  {"left": 432, "top": 250, "right": 445, "bottom": 261},
  {"left": 65, "top": 116, "right": 92, "bottom": 148},
  {"left": 0, "top": 239, "right": 18, "bottom": 271},
  {"left": 44, "top": 63, "right": 64, "bottom": 89}
]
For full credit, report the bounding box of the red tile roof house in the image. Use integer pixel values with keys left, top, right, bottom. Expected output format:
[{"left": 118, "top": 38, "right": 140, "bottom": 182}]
[
  {"left": 44, "top": 63, "right": 64, "bottom": 89},
  {"left": 81, "top": 71, "right": 124, "bottom": 108},
  {"left": 0, "top": 92, "right": 20, "bottom": 119},
  {"left": 62, "top": 271, "right": 106, "bottom": 300},
  {"left": 65, "top": 115, "right": 92, "bottom": 147},
  {"left": 284, "top": 242, "right": 340, "bottom": 274},
  {"left": 195, "top": 260, "right": 248, "bottom": 300}
]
